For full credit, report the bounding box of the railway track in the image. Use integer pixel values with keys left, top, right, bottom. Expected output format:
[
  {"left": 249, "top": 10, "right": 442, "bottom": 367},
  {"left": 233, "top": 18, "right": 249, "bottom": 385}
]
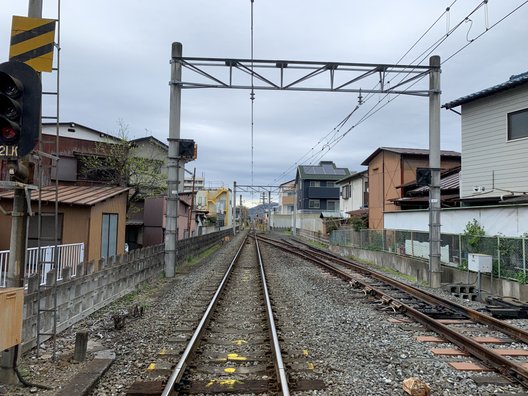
[
  {"left": 256, "top": 233, "right": 528, "bottom": 389},
  {"left": 128, "top": 231, "right": 323, "bottom": 395},
  {"left": 158, "top": 232, "right": 287, "bottom": 395}
]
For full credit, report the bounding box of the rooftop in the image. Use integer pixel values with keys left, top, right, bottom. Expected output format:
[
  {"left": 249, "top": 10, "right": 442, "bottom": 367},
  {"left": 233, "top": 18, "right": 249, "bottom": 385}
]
[
  {"left": 361, "top": 147, "right": 460, "bottom": 166},
  {"left": 297, "top": 161, "right": 351, "bottom": 180},
  {"left": 443, "top": 71, "right": 528, "bottom": 109},
  {"left": 0, "top": 185, "right": 129, "bottom": 206}
]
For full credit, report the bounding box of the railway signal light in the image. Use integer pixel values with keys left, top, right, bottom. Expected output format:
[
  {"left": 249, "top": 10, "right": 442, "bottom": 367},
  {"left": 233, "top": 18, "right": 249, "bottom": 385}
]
[
  {"left": 178, "top": 139, "right": 197, "bottom": 160},
  {"left": 0, "top": 61, "right": 41, "bottom": 158}
]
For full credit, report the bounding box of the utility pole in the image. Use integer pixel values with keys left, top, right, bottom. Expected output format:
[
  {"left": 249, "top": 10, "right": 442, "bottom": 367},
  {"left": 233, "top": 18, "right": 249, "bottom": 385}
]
[
  {"left": 165, "top": 42, "right": 182, "bottom": 277},
  {"left": 429, "top": 55, "right": 442, "bottom": 288},
  {"left": 232, "top": 181, "right": 236, "bottom": 236}
]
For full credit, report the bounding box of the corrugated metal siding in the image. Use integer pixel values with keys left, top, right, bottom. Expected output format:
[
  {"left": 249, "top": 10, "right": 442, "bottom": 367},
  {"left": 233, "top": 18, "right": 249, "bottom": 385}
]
[{"left": 461, "top": 84, "right": 528, "bottom": 198}]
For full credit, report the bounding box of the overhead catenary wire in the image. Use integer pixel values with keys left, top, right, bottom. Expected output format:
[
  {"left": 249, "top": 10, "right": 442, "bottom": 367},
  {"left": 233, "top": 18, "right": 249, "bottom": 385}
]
[
  {"left": 272, "top": 0, "right": 527, "bottom": 183},
  {"left": 271, "top": 1, "right": 458, "bottom": 184}
]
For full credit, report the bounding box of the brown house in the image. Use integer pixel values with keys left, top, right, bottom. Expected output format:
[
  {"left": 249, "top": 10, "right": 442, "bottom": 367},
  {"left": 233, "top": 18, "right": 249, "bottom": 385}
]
[
  {"left": 361, "top": 147, "right": 461, "bottom": 230},
  {"left": 0, "top": 185, "right": 129, "bottom": 264}
]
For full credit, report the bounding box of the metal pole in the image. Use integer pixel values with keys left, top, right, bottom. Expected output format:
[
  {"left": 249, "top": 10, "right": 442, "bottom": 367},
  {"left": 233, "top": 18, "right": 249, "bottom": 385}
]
[
  {"left": 267, "top": 190, "right": 271, "bottom": 232},
  {"left": 293, "top": 188, "right": 297, "bottom": 236},
  {"left": 428, "top": 55, "right": 442, "bottom": 288},
  {"left": 232, "top": 181, "right": 236, "bottom": 236},
  {"left": 165, "top": 42, "right": 182, "bottom": 277}
]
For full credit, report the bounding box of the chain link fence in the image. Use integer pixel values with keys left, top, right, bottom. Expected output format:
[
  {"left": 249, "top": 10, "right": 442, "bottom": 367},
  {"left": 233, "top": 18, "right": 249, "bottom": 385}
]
[{"left": 330, "top": 228, "right": 527, "bottom": 282}]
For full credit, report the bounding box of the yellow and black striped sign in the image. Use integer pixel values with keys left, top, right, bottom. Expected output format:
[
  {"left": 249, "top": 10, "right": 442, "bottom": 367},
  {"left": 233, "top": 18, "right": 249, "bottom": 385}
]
[{"left": 9, "top": 15, "right": 56, "bottom": 73}]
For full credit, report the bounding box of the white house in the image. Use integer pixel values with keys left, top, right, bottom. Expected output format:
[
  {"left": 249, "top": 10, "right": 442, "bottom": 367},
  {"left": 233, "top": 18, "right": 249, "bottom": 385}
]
[
  {"left": 278, "top": 179, "right": 296, "bottom": 214},
  {"left": 336, "top": 170, "right": 368, "bottom": 215},
  {"left": 444, "top": 71, "right": 528, "bottom": 206}
]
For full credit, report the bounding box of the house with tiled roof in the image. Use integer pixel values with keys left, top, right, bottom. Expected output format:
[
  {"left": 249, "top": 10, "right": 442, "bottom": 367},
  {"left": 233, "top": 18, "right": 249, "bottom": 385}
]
[
  {"left": 443, "top": 71, "right": 528, "bottom": 206},
  {"left": 295, "top": 161, "right": 351, "bottom": 214}
]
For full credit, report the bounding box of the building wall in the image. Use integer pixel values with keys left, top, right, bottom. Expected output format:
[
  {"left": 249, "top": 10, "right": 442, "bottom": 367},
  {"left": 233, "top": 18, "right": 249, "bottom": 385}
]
[
  {"left": 340, "top": 174, "right": 368, "bottom": 214},
  {"left": 88, "top": 193, "right": 128, "bottom": 262},
  {"left": 368, "top": 154, "right": 385, "bottom": 229},
  {"left": 460, "top": 84, "right": 528, "bottom": 198},
  {"left": 368, "top": 151, "right": 460, "bottom": 230},
  {"left": 384, "top": 205, "right": 528, "bottom": 237},
  {"left": 0, "top": 202, "right": 90, "bottom": 251}
]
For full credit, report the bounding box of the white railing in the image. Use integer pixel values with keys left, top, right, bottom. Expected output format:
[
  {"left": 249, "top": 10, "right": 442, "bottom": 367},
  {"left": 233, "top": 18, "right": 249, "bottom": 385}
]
[{"left": 0, "top": 243, "right": 84, "bottom": 287}]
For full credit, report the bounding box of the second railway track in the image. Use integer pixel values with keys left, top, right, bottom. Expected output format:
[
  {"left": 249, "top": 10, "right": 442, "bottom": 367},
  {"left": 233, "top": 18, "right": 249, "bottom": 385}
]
[{"left": 257, "top": 234, "right": 528, "bottom": 389}]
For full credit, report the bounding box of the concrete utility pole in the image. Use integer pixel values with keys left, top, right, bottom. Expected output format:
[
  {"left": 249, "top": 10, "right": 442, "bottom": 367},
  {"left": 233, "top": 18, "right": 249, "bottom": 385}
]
[
  {"left": 232, "top": 181, "right": 236, "bottom": 236},
  {"left": 429, "top": 55, "right": 442, "bottom": 288},
  {"left": 165, "top": 42, "right": 183, "bottom": 277}
]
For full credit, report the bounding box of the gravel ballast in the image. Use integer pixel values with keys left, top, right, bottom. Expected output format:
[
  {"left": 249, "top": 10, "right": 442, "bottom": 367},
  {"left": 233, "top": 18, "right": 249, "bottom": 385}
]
[{"left": 1, "top": 231, "right": 527, "bottom": 395}]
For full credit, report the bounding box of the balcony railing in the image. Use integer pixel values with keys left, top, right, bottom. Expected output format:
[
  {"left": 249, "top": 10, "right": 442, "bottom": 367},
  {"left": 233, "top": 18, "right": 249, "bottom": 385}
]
[{"left": 0, "top": 243, "right": 84, "bottom": 287}]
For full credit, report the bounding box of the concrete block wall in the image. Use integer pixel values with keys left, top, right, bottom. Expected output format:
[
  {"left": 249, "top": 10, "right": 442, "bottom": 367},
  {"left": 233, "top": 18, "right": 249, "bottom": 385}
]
[
  {"left": 22, "top": 244, "right": 164, "bottom": 352},
  {"left": 20, "top": 228, "right": 235, "bottom": 352}
]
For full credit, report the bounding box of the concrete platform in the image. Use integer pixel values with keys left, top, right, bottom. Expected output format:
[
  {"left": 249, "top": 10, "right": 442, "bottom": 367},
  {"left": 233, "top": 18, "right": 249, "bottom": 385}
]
[{"left": 55, "top": 350, "right": 115, "bottom": 396}]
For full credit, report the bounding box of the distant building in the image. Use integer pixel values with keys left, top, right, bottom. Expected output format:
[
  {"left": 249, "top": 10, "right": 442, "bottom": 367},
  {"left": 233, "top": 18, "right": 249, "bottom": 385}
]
[
  {"left": 195, "top": 187, "right": 232, "bottom": 228},
  {"left": 278, "top": 179, "right": 296, "bottom": 214},
  {"left": 295, "top": 161, "right": 351, "bottom": 214},
  {"left": 183, "top": 177, "right": 205, "bottom": 192},
  {"left": 336, "top": 170, "right": 368, "bottom": 216}
]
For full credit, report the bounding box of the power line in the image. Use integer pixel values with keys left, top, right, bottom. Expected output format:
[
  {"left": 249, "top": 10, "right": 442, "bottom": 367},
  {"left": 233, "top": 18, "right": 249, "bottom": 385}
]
[{"left": 272, "top": 0, "right": 526, "bottom": 183}]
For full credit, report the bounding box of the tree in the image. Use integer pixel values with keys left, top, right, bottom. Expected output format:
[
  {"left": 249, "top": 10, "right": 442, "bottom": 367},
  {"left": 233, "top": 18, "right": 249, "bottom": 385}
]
[{"left": 79, "top": 121, "right": 168, "bottom": 206}]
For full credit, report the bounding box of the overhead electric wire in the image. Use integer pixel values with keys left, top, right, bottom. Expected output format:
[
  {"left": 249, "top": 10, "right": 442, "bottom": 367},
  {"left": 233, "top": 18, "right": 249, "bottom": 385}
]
[
  {"left": 273, "top": 0, "right": 526, "bottom": 178},
  {"left": 271, "top": 1, "right": 458, "bottom": 183}
]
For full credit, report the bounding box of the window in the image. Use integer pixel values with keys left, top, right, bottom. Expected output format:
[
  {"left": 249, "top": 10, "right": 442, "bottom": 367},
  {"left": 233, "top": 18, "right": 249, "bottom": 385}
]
[
  {"left": 27, "top": 213, "right": 64, "bottom": 248},
  {"left": 101, "top": 213, "right": 118, "bottom": 258},
  {"left": 309, "top": 181, "right": 320, "bottom": 187},
  {"left": 309, "top": 199, "right": 320, "bottom": 209},
  {"left": 327, "top": 200, "right": 339, "bottom": 211},
  {"left": 326, "top": 182, "right": 335, "bottom": 188},
  {"left": 508, "top": 108, "right": 528, "bottom": 140},
  {"left": 341, "top": 185, "right": 351, "bottom": 199}
]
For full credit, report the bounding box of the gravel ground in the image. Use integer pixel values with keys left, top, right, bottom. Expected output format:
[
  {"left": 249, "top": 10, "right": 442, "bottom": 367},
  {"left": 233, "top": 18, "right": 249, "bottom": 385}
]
[{"left": 1, "top": 231, "right": 528, "bottom": 395}]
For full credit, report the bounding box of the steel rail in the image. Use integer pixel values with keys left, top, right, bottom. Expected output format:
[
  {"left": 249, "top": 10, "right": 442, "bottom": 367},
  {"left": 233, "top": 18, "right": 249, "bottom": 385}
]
[
  {"left": 254, "top": 235, "right": 290, "bottom": 396},
  {"left": 290, "top": 238, "right": 528, "bottom": 344},
  {"left": 161, "top": 233, "right": 248, "bottom": 396},
  {"left": 256, "top": 235, "right": 528, "bottom": 387}
]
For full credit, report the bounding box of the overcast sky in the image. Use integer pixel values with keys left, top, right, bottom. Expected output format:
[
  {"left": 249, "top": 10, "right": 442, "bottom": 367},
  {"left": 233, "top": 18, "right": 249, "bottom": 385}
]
[{"left": 1, "top": 1, "right": 527, "bottom": 204}]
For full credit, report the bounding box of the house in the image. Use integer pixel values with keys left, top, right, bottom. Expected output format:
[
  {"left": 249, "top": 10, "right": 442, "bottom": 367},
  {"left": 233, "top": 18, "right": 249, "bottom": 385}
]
[
  {"left": 278, "top": 179, "right": 296, "bottom": 214},
  {"left": 129, "top": 136, "right": 168, "bottom": 196},
  {"left": 0, "top": 122, "right": 121, "bottom": 184},
  {"left": 361, "top": 147, "right": 461, "bottom": 229},
  {"left": 336, "top": 170, "right": 368, "bottom": 216},
  {"left": 0, "top": 185, "right": 129, "bottom": 265},
  {"left": 443, "top": 72, "right": 528, "bottom": 206},
  {"left": 195, "top": 187, "right": 232, "bottom": 228},
  {"left": 295, "top": 161, "right": 351, "bottom": 214},
  {"left": 142, "top": 192, "right": 198, "bottom": 245},
  {"left": 390, "top": 166, "right": 461, "bottom": 209}
]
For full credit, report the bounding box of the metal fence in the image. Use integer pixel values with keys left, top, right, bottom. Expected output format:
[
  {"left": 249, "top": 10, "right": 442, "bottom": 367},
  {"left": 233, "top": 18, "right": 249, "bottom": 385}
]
[
  {"left": 0, "top": 243, "right": 85, "bottom": 287},
  {"left": 330, "top": 228, "right": 527, "bottom": 282}
]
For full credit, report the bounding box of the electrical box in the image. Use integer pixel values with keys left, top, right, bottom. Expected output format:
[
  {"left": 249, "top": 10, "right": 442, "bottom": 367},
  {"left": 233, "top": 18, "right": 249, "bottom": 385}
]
[
  {"left": 468, "top": 253, "right": 492, "bottom": 273},
  {"left": 0, "top": 288, "right": 24, "bottom": 350}
]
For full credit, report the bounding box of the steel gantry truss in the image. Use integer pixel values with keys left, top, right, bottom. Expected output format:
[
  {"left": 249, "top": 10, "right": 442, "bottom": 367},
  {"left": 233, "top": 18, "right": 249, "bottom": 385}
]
[
  {"left": 171, "top": 57, "right": 433, "bottom": 96},
  {"left": 167, "top": 42, "right": 443, "bottom": 288},
  {"left": 233, "top": 183, "right": 283, "bottom": 234}
]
